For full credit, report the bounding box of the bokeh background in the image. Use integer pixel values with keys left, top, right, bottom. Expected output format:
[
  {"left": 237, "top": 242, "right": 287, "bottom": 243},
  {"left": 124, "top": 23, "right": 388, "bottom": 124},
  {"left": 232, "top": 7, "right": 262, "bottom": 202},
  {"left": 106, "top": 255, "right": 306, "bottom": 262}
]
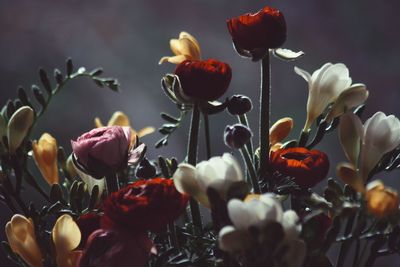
[{"left": 1, "top": 0, "right": 400, "bottom": 266}]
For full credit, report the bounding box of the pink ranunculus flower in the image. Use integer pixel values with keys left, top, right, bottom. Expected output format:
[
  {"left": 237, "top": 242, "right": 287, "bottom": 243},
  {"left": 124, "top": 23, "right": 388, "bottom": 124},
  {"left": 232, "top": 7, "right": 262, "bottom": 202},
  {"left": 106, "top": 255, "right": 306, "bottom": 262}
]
[
  {"left": 71, "top": 126, "right": 131, "bottom": 179},
  {"left": 77, "top": 229, "right": 154, "bottom": 267}
]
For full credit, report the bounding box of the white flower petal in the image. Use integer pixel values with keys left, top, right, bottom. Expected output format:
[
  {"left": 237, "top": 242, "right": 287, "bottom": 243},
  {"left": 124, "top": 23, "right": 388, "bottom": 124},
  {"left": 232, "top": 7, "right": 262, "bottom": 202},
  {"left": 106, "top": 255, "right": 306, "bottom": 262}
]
[
  {"left": 294, "top": 66, "right": 311, "bottom": 83},
  {"left": 221, "top": 153, "right": 243, "bottom": 182},
  {"left": 218, "top": 226, "right": 250, "bottom": 253},
  {"left": 339, "top": 112, "right": 362, "bottom": 165},
  {"left": 282, "top": 210, "right": 301, "bottom": 240},
  {"left": 172, "top": 163, "right": 198, "bottom": 195}
]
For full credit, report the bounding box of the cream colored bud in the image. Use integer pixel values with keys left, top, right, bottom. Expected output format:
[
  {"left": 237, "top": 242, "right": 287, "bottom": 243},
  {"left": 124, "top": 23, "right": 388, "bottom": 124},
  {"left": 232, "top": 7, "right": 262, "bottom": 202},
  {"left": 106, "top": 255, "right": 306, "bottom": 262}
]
[
  {"left": 7, "top": 106, "right": 35, "bottom": 154},
  {"left": 269, "top": 117, "right": 293, "bottom": 145},
  {"left": 32, "top": 133, "right": 59, "bottom": 185},
  {"left": 336, "top": 162, "right": 364, "bottom": 192}
]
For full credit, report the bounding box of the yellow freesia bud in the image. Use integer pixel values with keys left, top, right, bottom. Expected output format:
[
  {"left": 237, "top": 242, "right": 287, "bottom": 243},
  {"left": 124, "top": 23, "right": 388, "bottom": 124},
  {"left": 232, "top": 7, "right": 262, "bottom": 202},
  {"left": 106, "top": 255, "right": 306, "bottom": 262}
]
[
  {"left": 5, "top": 214, "right": 43, "bottom": 267},
  {"left": 336, "top": 162, "right": 364, "bottom": 192},
  {"left": 366, "top": 180, "right": 399, "bottom": 218},
  {"left": 94, "top": 111, "right": 155, "bottom": 142},
  {"left": 7, "top": 106, "right": 35, "bottom": 154},
  {"left": 32, "top": 133, "right": 59, "bottom": 185},
  {"left": 52, "top": 214, "right": 82, "bottom": 267},
  {"left": 269, "top": 117, "right": 293, "bottom": 146},
  {"left": 159, "top": 31, "right": 201, "bottom": 65}
]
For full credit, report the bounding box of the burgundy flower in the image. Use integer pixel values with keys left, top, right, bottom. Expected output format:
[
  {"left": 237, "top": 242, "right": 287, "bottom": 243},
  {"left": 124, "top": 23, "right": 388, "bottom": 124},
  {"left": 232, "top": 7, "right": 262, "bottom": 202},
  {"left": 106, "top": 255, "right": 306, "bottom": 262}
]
[
  {"left": 174, "top": 59, "right": 232, "bottom": 101},
  {"left": 76, "top": 213, "right": 101, "bottom": 248},
  {"left": 78, "top": 229, "right": 153, "bottom": 267},
  {"left": 270, "top": 147, "right": 329, "bottom": 189},
  {"left": 71, "top": 126, "right": 131, "bottom": 178},
  {"left": 227, "top": 6, "right": 286, "bottom": 60},
  {"left": 102, "top": 178, "right": 189, "bottom": 233}
]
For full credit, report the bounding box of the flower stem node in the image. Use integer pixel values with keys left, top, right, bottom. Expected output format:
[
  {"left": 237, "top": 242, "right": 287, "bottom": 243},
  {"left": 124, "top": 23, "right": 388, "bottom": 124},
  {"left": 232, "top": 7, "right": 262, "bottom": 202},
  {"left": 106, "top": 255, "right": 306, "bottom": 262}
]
[
  {"left": 224, "top": 124, "right": 253, "bottom": 149},
  {"left": 227, "top": 94, "right": 253, "bottom": 116}
]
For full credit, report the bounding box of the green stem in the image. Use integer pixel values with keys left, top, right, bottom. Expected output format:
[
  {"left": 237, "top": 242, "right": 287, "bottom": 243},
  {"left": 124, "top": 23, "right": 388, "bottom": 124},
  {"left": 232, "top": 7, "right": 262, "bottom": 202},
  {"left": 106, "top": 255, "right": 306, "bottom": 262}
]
[
  {"left": 336, "top": 215, "right": 356, "bottom": 267},
  {"left": 240, "top": 146, "right": 261, "bottom": 193},
  {"left": 106, "top": 173, "right": 119, "bottom": 194},
  {"left": 259, "top": 53, "right": 271, "bottom": 179},
  {"left": 187, "top": 103, "right": 202, "bottom": 232},
  {"left": 203, "top": 112, "right": 211, "bottom": 159},
  {"left": 238, "top": 114, "right": 254, "bottom": 158},
  {"left": 353, "top": 239, "right": 361, "bottom": 267}
]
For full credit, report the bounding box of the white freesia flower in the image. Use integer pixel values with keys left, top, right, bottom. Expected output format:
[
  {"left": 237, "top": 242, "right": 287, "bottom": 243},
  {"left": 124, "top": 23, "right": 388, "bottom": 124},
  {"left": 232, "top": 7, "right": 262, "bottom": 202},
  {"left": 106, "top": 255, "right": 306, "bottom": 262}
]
[
  {"left": 173, "top": 153, "right": 243, "bottom": 207},
  {"left": 218, "top": 194, "right": 305, "bottom": 267},
  {"left": 338, "top": 112, "right": 400, "bottom": 190},
  {"left": 5, "top": 214, "right": 43, "bottom": 267},
  {"left": 52, "top": 214, "right": 82, "bottom": 267},
  {"left": 295, "top": 63, "right": 367, "bottom": 131}
]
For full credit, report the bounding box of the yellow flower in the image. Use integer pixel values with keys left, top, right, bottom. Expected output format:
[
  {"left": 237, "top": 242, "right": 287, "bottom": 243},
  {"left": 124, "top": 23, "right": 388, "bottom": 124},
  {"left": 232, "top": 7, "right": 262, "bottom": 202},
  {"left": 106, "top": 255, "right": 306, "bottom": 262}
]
[
  {"left": 32, "top": 133, "right": 59, "bottom": 185},
  {"left": 52, "top": 214, "right": 82, "bottom": 267},
  {"left": 5, "top": 214, "right": 43, "bottom": 267},
  {"left": 269, "top": 117, "right": 293, "bottom": 147},
  {"left": 94, "top": 111, "right": 154, "bottom": 143},
  {"left": 366, "top": 180, "right": 399, "bottom": 218},
  {"left": 159, "top": 31, "right": 201, "bottom": 65}
]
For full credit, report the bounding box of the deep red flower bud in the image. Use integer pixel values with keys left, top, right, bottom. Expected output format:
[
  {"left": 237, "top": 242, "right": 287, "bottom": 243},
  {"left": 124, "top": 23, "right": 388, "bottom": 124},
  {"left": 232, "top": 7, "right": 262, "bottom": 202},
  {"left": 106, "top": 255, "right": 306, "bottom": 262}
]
[
  {"left": 270, "top": 147, "right": 329, "bottom": 189},
  {"left": 174, "top": 59, "right": 232, "bottom": 101},
  {"left": 227, "top": 95, "right": 253, "bottom": 115},
  {"left": 76, "top": 213, "right": 101, "bottom": 248},
  {"left": 224, "top": 124, "right": 253, "bottom": 149},
  {"left": 227, "top": 6, "right": 286, "bottom": 60},
  {"left": 101, "top": 178, "right": 189, "bottom": 233}
]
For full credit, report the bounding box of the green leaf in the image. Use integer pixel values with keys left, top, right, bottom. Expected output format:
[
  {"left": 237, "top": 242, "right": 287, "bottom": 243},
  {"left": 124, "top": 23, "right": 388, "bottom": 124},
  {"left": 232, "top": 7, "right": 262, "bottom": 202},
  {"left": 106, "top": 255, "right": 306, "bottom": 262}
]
[
  {"left": 161, "top": 112, "right": 180, "bottom": 124},
  {"left": 17, "top": 87, "right": 30, "bottom": 106},
  {"left": 32, "top": 85, "right": 46, "bottom": 108}
]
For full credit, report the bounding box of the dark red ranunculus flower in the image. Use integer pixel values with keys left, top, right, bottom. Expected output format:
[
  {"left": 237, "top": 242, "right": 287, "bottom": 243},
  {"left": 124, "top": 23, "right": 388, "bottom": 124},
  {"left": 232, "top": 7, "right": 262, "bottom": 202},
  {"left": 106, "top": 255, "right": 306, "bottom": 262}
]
[
  {"left": 270, "top": 147, "right": 329, "bottom": 189},
  {"left": 174, "top": 59, "right": 232, "bottom": 101},
  {"left": 78, "top": 229, "right": 153, "bottom": 267},
  {"left": 227, "top": 6, "right": 286, "bottom": 60},
  {"left": 76, "top": 213, "right": 102, "bottom": 248},
  {"left": 101, "top": 178, "right": 189, "bottom": 233}
]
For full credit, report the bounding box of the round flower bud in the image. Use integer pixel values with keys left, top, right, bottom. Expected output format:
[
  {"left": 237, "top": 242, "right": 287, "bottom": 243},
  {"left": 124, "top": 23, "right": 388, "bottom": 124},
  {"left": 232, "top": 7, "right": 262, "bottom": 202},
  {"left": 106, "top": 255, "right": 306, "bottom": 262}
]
[
  {"left": 270, "top": 147, "right": 329, "bottom": 189},
  {"left": 224, "top": 124, "right": 253, "bottom": 149},
  {"left": 227, "top": 6, "right": 286, "bottom": 60},
  {"left": 71, "top": 126, "right": 131, "bottom": 179},
  {"left": 366, "top": 180, "right": 399, "bottom": 218},
  {"left": 135, "top": 158, "right": 157, "bottom": 179},
  {"left": 174, "top": 59, "right": 232, "bottom": 101},
  {"left": 227, "top": 95, "right": 253, "bottom": 115}
]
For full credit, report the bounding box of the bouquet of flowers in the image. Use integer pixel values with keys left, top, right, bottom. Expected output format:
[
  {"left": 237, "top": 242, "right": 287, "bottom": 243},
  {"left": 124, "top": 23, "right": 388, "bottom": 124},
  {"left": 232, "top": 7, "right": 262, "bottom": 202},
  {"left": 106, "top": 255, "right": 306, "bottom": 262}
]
[{"left": 1, "top": 5, "right": 400, "bottom": 267}]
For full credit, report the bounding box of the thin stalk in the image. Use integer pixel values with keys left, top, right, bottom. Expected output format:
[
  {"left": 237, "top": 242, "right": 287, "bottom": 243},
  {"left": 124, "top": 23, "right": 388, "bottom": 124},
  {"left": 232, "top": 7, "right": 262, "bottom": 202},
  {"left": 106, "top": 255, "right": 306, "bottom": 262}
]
[
  {"left": 353, "top": 239, "right": 361, "bottom": 267},
  {"left": 105, "top": 173, "right": 119, "bottom": 194},
  {"left": 238, "top": 114, "right": 254, "bottom": 157},
  {"left": 336, "top": 215, "right": 356, "bottom": 267},
  {"left": 187, "top": 103, "right": 203, "bottom": 232},
  {"left": 203, "top": 112, "right": 211, "bottom": 159},
  {"left": 168, "top": 222, "right": 179, "bottom": 249},
  {"left": 259, "top": 53, "right": 271, "bottom": 179},
  {"left": 240, "top": 146, "right": 261, "bottom": 193}
]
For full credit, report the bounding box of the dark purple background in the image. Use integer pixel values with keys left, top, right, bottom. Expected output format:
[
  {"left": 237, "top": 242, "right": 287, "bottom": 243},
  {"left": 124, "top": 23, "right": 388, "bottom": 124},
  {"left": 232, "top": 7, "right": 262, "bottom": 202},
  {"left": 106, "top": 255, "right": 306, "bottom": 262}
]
[{"left": 1, "top": 0, "right": 400, "bottom": 266}]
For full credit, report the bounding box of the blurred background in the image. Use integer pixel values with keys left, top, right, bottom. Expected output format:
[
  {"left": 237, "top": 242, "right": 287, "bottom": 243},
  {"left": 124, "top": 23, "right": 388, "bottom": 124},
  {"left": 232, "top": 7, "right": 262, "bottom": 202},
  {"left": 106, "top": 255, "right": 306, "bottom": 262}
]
[{"left": 1, "top": 0, "right": 400, "bottom": 266}]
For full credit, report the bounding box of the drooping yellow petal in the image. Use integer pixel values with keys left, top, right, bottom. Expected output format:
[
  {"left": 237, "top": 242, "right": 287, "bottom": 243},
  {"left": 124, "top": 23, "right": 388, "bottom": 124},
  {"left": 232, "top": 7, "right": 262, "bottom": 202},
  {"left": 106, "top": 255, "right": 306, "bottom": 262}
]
[
  {"left": 366, "top": 180, "right": 399, "bottom": 218},
  {"left": 32, "top": 133, "right": 59, "bottom": 185},
  {"left": 269, "top": 117, "right": 293, "bottom": 145},
  {"left": 94, "top": 117, "right": 104, "bottom": 128},
  {"left": 336, "top": 162, "right": 364, "bottom": 192},
  {"left": 52, "top": 215, "right": 82, "bottom": 267},
  {"left": 137, "top": 127, "right": 156, "bottom": 138},
  {"left": 5, "top": 215, "right": 43, "bottom": 267},
  {"left": 107, "top": 111, "right": 130, "bottom": 127},
  {"left": 159, "top": 31, "right": 201, "bottom": 65}
]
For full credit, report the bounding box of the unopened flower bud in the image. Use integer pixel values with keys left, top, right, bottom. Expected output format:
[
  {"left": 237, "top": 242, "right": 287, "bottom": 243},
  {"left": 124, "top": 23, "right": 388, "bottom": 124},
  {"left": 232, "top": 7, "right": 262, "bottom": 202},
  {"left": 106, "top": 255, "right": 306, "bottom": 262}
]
[
  {"left": 135, "top": 158, "right": 157, "bottom": 179},
  {"left": 224, "top": 124, "right": 253, "bottom": 149},
  {"left": 366, "top": 180, "right": 399, "bottom": 218},
  {"left": 227, "top": 95, "right": 253, "bottom": 115},
  {"left": 7, "top": 106, "right": 35, "bottom": 154}
]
